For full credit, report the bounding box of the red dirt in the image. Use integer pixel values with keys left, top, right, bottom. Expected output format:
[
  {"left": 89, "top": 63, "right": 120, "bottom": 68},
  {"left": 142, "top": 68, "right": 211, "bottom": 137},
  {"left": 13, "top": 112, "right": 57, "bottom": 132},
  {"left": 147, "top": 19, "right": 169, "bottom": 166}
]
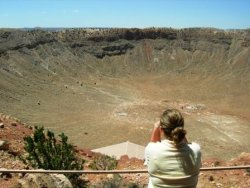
[{"left": 0, "top": 114, "right": 249, "bottom": 188}]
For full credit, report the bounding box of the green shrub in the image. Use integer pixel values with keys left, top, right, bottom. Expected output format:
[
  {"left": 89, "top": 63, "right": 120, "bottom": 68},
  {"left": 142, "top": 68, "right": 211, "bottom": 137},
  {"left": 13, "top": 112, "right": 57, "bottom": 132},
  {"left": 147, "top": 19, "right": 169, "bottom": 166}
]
[
  {"left": 89, "top": 154, "right": 117, "bottom": 170},
  {"left": 91, "top": 174, "right": 141, "bottom": 188},
  {"left": 99, "top": 174, "right": 122, "bottom": 188},
  {"left": 23, "top": 126, "right": 85, "bottom": 186}
]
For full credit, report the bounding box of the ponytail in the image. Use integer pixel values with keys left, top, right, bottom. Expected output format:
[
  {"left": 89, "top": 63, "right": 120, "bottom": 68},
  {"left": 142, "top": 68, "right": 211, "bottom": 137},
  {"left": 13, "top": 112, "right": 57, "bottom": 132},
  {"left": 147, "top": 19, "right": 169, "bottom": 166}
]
[
  {"left": 171, "top": 127, "right": 186, "bottom": 144},
  {"left": 160, "top": 109, "right": 186, "bottom": 144}
]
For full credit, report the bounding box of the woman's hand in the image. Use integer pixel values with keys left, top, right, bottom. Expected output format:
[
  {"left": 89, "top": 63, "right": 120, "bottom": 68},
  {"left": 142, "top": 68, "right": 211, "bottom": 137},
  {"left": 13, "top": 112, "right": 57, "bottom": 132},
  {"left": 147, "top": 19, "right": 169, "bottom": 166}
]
[
  {"left": 154, "top": 121, "right": 161, "bottom": 129},
  {"left": 150, "top": 121, "right": 161, "bottom": 142}
]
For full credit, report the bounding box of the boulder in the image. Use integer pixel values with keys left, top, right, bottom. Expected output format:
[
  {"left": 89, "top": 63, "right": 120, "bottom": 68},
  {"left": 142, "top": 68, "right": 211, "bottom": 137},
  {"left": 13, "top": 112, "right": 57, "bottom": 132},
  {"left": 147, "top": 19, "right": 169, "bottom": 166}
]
[
  {"left": 0, "top": 122, "right": 4, "bottom": 128},
  {"left": 0, "top": 168, "right": 12, "bottom": 179},
  {"left": 0, "top": 140, "right": 8, "bottom": 150},
  {"left": 15, "top": 172, "right": 73, "bottom": 188},
  {"left": 50, "top": 174, "right": 73, "bottom": 188}
]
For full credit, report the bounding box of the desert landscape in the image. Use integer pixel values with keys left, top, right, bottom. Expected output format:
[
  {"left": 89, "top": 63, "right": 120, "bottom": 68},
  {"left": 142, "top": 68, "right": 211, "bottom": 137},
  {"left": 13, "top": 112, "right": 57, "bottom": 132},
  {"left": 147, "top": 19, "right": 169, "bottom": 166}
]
[
  {"left": 0, "top": 28, "right": 250, "bottom": 187},
  {"left": 0, "top": 28, "right": 250, "bottom": 160}
]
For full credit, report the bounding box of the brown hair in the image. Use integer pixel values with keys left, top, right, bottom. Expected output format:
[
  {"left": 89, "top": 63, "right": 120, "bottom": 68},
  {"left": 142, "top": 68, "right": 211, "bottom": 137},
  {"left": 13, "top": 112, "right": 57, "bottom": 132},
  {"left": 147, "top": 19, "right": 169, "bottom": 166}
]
[{"left": 160, "top": 109, "right": 186, "bottom": 144}]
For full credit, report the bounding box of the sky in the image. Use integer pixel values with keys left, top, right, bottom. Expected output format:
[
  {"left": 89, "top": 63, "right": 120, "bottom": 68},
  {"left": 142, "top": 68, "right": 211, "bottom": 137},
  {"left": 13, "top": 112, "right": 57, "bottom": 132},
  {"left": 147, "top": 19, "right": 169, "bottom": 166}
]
[{"left": 0, "top": 0, "right": 249, "bottom": 29}]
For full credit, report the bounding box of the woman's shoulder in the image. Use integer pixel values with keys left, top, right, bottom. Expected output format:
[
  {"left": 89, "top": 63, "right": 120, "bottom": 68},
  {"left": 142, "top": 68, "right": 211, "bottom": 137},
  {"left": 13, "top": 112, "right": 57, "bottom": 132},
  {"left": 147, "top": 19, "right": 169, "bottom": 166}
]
[
  {"left": 146, "top": 141, "right": 162, "bottom": 148},
  {"left": 146, "top": 140, "right": 176, "bottom": 152},
  {"left": 188, "top": 142, "right": 200, "bottom": 148},
  {"left": 188, "top": 142, "right": 201, "bottom": 154},
  {"left": 145, "top": 141, "right": 164, "bottom": 152}
]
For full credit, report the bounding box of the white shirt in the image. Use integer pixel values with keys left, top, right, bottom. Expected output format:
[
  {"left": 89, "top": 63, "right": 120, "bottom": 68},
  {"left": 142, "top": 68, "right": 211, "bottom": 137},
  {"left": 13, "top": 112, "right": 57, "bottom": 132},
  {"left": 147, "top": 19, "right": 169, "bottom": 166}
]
[{"left": 145, "top": 140, "right": 201, "bottom": 188}]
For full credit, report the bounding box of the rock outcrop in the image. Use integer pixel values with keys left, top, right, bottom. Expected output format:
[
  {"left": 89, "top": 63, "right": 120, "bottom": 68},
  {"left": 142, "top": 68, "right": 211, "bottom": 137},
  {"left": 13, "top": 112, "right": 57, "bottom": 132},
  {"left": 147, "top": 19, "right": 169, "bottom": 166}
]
[
  {"left": 15, "top": 173, "right": 72, "bottom": 188},
  {"left": 1, "top": 28, "right": 249, "bottom": 59},
  {"left": 0, "top": 29, "right": 55, "bottom": 55}
]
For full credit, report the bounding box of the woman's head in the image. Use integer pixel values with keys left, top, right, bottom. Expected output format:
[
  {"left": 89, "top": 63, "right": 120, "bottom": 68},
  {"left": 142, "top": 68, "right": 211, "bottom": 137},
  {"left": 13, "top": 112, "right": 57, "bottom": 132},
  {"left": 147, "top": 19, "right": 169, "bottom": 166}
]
[{"left": 160, "top": 109, "right": 186, "bottom": 144}]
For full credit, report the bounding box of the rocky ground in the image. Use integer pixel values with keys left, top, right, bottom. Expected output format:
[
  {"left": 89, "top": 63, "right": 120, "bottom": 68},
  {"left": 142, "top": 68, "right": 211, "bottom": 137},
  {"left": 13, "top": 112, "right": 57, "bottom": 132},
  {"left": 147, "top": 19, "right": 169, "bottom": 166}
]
[{"left": 0, "top": 113, "right": 249, "bottom": 188}]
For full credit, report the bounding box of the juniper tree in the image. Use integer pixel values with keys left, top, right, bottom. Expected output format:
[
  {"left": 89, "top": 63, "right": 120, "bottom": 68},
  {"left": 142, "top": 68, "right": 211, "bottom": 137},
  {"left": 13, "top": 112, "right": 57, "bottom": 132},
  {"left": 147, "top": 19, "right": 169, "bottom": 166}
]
[{"left": 23, "top": 126, "right": 84, "bottom": 181}]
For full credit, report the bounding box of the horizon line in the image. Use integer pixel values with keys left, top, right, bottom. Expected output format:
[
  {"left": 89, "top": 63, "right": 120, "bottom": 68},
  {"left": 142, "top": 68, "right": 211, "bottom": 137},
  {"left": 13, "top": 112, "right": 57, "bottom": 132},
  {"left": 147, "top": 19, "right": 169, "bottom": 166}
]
[{"left": 1, "top": 26, "right": 249, "bottom": 31}]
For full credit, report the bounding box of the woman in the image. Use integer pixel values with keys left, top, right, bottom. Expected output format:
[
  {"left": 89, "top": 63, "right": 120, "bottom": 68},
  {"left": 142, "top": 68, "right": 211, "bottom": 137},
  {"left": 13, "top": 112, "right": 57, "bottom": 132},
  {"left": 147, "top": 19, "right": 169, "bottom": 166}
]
[{"left": 145, "top": 109, "right": 201, "bottom": 188}]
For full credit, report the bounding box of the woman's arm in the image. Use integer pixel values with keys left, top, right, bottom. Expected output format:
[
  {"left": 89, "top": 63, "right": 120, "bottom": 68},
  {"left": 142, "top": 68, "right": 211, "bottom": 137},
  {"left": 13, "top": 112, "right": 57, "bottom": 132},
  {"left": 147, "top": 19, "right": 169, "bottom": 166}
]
[{"left": 150, "top": 121, "right": 161, "bottom": 142}]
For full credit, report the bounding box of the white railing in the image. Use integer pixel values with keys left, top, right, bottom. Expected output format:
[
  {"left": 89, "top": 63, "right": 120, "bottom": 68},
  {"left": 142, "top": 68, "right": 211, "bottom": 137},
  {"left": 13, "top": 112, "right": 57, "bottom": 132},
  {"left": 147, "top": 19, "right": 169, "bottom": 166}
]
[{"left": 0, "top": 165, "right": 249, "bottom": 174}]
